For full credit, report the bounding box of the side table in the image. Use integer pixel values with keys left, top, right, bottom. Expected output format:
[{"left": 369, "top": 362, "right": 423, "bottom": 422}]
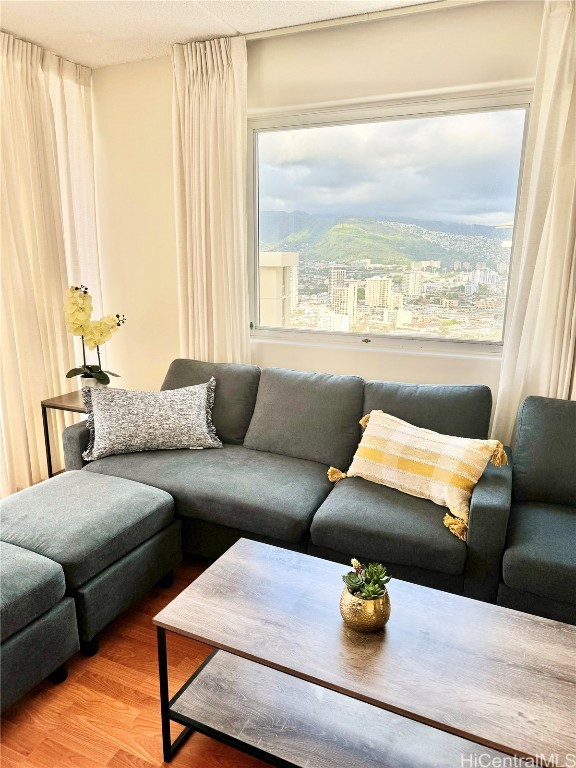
[{"left": 41, "top": 391, "right": 86, "bottom": 477}]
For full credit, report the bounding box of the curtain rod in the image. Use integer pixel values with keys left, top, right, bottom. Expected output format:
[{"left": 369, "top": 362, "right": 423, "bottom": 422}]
[{"left": 244, "top": 0, "right": 485, "bottom": 41}]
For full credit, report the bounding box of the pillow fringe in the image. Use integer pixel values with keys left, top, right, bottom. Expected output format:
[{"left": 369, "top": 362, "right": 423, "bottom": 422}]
[
  {"left": 443, "top": 513, "right": 468, "bottom": 541},
  {"left": 490, "top": 442, "right": 508, "bottom": 467},
  {"left": 205, "top": 376, "right": 219, "bottom": 444},
  {"left": 359, "top": 413, "right": 371, "bottom": 428},
  {"left": 327, "top": 467, "right": 347, "bottom": 483}
]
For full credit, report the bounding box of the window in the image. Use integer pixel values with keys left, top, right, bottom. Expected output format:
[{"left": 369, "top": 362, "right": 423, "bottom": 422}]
[{"left": 251, "top": 103, "right": 527, "bottom": 344}]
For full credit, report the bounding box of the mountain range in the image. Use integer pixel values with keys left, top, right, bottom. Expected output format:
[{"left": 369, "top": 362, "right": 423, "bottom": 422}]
[{"left": 259, "top": 211, "right": 506, "bottom": 267}]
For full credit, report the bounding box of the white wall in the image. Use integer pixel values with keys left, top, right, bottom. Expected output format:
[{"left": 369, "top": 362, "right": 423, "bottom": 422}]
[
  {"left": 92, "top": 56, "right": 179, "bottom": 391},
  {"left": 247, "top": 0, "right": 543, "bottom": 111},
  {"left": 91, "top": 0, "right": 543, "bottom": 393}
]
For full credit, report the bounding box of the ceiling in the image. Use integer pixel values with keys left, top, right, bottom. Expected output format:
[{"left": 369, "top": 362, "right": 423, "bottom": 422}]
[{"left": 0, "top": 0, "right": 436, "bottom": 69}]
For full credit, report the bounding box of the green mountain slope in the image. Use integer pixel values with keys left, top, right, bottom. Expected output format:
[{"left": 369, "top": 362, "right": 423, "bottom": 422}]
[{"left": 259, "top": 212, "right": 504, "bottom": 267}]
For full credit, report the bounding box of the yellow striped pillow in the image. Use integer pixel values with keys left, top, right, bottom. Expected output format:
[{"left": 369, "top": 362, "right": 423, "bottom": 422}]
[{"left": 328, "top": 410, "right": 507, "bottom": 541}]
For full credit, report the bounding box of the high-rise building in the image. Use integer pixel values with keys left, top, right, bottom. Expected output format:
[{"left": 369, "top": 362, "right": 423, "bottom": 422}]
[
  {"left": 331, "top": 282, "right": 358, "bottom": 323},
  {"left": 259, "top": 252, "right": 300, "bottom": 327},
  {"left": 402, "top": 271, "right": 422, "bottom": 297},
  {"left": 289, "top": 265, "right": 299, "bottom": 310},
  {"left": 329, "top": 268, "right": 346, "bottom": 295},
  {"left": 389, "top": 292, "right": 404, "bottom": 309},
  {"left": 365, "top": 277, "right": 392, "bottom": 308}
]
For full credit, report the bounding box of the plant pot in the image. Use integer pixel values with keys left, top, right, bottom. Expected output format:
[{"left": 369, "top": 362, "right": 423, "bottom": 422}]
[
  {"left": 81, "top": 377, "right": 106, "bottom": 388},
  {"left": 339, "top": 587, "right": 391, "bottom": 632}
]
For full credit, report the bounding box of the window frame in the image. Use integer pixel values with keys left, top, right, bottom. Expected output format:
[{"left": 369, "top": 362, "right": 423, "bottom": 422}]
[{"left": 248, "top": 89, "right": 531, "bottom": 354}]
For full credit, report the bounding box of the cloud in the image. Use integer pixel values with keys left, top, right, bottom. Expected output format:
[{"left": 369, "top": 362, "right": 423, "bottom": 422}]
[{"left": 258, "top": 109, "right": 525, "bottom": 224}]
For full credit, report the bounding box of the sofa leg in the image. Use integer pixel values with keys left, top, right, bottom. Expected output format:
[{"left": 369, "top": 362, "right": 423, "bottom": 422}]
[
  {"left": 80, "top": 637, "right": 99, "bottom": 657},
  {"left": 156, "top": 570, "right": 174, "bottom": 589},
  {"left": 48, "top": 662, "right": 68, "bottom": 685}
]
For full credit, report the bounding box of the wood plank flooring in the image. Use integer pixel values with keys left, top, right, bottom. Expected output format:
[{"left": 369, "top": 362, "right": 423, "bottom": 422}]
[{"left": 0, "top": 562, "right": 267, "bottom": 768}]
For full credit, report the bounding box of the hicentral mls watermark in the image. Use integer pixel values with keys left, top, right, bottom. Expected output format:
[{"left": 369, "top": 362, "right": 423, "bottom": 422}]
[{"left": 461, "top": 754, "right": 576, "bottom": 768}]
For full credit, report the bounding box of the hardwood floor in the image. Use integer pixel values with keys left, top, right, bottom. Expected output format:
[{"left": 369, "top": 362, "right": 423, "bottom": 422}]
[{"left": 1, "top": 562, "right": 267, "bottom": 768}]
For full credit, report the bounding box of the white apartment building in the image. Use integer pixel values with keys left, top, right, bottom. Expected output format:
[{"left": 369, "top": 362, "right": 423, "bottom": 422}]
[
  {"left": 402, "top": 271, "right": 422, "bottom": 297},
  {"left": 382, "top": 308, "right": 413, "bottom": 328},
  {"left": 318, "top": 311, "right": 350, "bottom": 333},
  {"left": 365, "top": 276, "right": 392, "bottom": 308},
  {"left": 259, "top": 251, "right": 300, "bottom": 327},
  {"left": 331, "top": 282, "right": 358, "bottom": 324},
  {"left": 329, "top": 268, "right": 346, "bottom": 294}
]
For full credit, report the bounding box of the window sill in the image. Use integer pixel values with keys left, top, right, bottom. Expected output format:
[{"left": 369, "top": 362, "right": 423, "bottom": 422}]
[{"left": 250, "top": 328, "right": 503, "bottom": 360}]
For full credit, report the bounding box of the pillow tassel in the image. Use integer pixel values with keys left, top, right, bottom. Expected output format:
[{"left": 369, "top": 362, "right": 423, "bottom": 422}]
[
  {"left": 359, "top": 413, "right": 371, "bottom": 428},
  {"left": 443, "top": 514, "right": 468, "bottom": 542},
  {"left": 490, "top": 442, "right": 508, "bottom": 467},
  {"left": 328, "top": 467, "right": 347, "bottom": 483}
]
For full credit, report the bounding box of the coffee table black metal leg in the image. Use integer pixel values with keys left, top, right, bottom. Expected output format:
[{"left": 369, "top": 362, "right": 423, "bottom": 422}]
[
  {"left": 157, "top": 626, "right": 194, "bottom": 762},
  {"left": 42, "top": 405, "right": 53, "bottom": 478}
]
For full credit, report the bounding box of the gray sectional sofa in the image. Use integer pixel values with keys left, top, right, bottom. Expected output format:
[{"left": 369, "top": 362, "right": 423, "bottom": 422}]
[
  {"left": 497, "top": 396, "right": 576, "bottom": 624},
  {"left": 2, "top": 361, "right": 574, "bottom": 712},
  {"left": 63, "top": 359, "right": 512, "bottom": 603}
]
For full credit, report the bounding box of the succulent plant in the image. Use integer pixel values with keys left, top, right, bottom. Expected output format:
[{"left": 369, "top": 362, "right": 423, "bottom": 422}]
[
  {"left": 358, "top": 582, "right": 386, "bottom": 599},
  {"left": 343, "top": 572, "right": 364, "bottom": 593},
  {"left": 342, "top": 558, "right": 391, "bottom": 599}
]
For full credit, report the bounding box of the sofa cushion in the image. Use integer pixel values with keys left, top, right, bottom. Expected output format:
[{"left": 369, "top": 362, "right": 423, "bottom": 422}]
[
  {"left": 502, "top": 502, "right": 576, "bottom": 605},
  {"left": 244, "top": 368, "right": 364, "bottom": 468},
  {"left": 0, "top": 542, "right": 65, "bottom": 642},
  {"left": 310, "top": 476, "right": 467, "bottom": 576},
  {"left": 162, "top": 359, "right": 261, "bottom": 444},
  {"left": 83, "top": 444, "right": 333, "bottom": 544},
  {"left": 0, "top": 471, "right": 174, "bottom": 589},
  {"left": 513, "top": 396, "right": 576, "bottom": 506},
  {"left": 363, "top": 382, "right": 492, "bottom": 439}
]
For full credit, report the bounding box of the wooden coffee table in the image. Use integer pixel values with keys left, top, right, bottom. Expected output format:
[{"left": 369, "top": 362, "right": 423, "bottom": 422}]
[{"left": 153, "top": 539, "right": 575, "bottom": 767}]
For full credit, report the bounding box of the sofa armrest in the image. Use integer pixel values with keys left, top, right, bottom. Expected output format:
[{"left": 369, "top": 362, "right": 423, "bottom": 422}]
[
  {"left": 463, "top": 447, "right": 512, "bottom": 603},
  {"left": 62, "top": 422, "right": 90, "bottom": 470}
]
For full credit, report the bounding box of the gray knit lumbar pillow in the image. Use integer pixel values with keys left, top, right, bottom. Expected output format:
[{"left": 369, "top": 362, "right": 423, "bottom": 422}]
[{"left": 82, "top": 378, "right": 222, "bottom": 461}]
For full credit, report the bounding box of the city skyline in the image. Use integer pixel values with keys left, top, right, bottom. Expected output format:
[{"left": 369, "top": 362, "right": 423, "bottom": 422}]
[{"left": 257, "top": 216, "right": 512, "bottom": 342}]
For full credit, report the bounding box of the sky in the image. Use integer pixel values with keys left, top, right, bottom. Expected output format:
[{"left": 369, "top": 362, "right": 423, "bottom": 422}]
[{"left": 258, "top": 108, "right": 526, "bottom": 226}]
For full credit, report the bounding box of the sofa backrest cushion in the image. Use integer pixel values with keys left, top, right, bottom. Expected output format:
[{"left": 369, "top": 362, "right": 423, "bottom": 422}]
[
  {"left": 513, "top": 396, "right": 576, "bottom": 506},
  {"left": 363, "top": 381, "right": 492, "bottom": 439},
  {"left": 244, "top": 367, "right": 365, "bottom": 468},
  {"left": 162, "top": 359, "right": 261, "bottom": 445}
]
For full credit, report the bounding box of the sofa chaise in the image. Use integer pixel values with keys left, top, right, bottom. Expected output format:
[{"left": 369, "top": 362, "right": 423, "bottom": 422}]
[
  {"left": 497, "top": 396, "right": 576, "bottom": 624},
  {"left": 1, "top": 470, "right": 181, "bottom": 678},
  {"left": 0, "top": 541, "right": 79, "bottom": 711},
  {"left": 63, "top": 359, "right": 512, "bottom": 603}
]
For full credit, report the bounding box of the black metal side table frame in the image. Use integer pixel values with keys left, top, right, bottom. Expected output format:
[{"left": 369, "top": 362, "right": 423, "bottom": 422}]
[{"left": 41, "top": 391, "right": 86, "bottom": 477}]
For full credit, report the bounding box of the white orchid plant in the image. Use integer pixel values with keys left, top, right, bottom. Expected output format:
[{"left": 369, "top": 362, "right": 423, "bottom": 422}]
[{"left": 64, "top": 285, "right": 125, "bottom": 385}]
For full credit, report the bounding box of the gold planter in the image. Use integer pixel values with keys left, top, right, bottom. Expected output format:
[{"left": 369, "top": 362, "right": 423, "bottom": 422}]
[{"left": 340, "top": 587, "right": 391, "bottom": 632}]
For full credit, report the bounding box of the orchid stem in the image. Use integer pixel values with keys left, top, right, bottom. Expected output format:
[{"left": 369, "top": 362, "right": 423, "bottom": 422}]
[
  {"left": 97, "top": 346, "right": 102, "bottom": 370},
  {"left": 81, "top": 337, "right": 87, "bottom": 368}
]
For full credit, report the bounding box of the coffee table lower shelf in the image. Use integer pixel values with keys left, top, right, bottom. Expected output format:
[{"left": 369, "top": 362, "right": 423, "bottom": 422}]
[{"left": 159, "top": 641, "right": 519, "bottom": 768}]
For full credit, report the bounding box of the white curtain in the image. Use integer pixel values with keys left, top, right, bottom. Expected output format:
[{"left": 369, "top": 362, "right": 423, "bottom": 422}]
[
  {"left": 1, "top": 32, "right": 101, "bottom": 495},
  {"left": 492, "top": 0, "right": 576, "bottom": 443},
  {"left": 172, "top": 37, "right": 251, "bottom": 363}
]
